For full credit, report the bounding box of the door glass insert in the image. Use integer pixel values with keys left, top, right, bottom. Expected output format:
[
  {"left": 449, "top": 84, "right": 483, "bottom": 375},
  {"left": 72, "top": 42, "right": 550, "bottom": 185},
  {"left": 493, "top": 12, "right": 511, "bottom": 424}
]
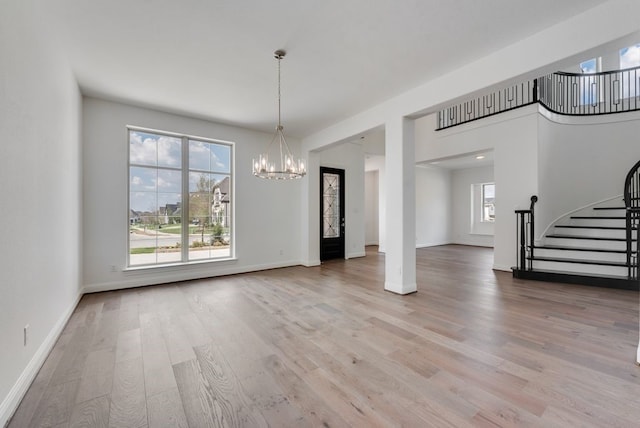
[{"left": 323, "top": 173, "right": 340, "bottom": 238}]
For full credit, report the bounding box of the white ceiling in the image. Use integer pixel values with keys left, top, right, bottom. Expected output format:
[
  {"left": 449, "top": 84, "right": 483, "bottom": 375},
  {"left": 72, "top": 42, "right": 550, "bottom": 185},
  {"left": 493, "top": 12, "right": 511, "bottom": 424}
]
[{"left": 38, "top": 0, "right": 607, "bottom": 138}]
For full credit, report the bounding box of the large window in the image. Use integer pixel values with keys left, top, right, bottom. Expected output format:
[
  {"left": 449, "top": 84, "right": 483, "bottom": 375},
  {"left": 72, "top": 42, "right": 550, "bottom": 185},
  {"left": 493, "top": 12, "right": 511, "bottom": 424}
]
[{"left": 128, "top": 128, "right": 233, "bottom": 267}]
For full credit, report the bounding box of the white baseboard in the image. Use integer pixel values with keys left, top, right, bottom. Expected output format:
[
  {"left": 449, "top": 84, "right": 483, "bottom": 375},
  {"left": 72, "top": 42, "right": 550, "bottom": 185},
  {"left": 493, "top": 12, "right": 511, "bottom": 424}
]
[
  {"left": 452, "top": 240, "right": 494, "bottom": 248},
  {"left": 346, "top": 251, "right": 366, "bottom": 259},
  {"left": 492, "top": 264, "right": 513, "bottom": 272},
  {"left": 416, "top": 241, "right": 451, "bottom": 248},
  {"left": 84, "top": 260, "right": 301, "bottom": 293},
  {"left": 0, "top": 292, "right": 82, "bottom": 428}
]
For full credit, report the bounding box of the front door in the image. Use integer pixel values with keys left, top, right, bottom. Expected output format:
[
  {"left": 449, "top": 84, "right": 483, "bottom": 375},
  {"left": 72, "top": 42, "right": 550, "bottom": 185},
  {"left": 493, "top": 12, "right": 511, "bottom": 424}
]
[{"left": 320, "top": 167, "right": 345, "bottom": 261}]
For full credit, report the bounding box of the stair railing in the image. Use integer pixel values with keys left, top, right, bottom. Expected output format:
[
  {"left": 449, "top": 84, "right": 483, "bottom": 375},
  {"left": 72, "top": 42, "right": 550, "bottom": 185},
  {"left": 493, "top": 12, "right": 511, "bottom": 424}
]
[
  {"left": 624, "top": 160, "right": 640, "bottom": 280},
  {"left": 437, "top": 80, "right": 537, "bottom": 130},
  {"left": 539, "top": 66, "right": 640, "bottom": 116},
  {"left": 437, "top": 65, "right": 640, "bottom": 130},
  {"left": 514, "top": 195, "right": 538, "bottom": 272}
]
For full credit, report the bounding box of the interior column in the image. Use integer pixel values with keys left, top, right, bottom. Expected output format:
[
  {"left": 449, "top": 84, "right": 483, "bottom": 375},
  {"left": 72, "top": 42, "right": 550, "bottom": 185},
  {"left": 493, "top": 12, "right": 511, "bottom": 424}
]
[
  {"left": 301, "top": 149, "right": 321, "bottom": 266},
  {"left": 384, "top": 116, "right": 417, "bottom": 294}
]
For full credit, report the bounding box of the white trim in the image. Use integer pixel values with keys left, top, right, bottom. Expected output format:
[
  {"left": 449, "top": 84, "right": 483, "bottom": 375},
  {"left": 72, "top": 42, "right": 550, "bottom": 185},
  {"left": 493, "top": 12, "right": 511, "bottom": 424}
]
[
  {"left": 452, "top": 240, "right": 494, "bottom": 248},
  {"left": 416, "top": 241, "right": 451, "bottom": 248},
  {"left": 0, "top": 292, "right": 83, "bottom": 428},
  {"left": 384, "top": 281, "right": 417, "bottom": 295},
  {"left": 538, "top": 104, "right": 640, "bottom": 126},
  {"left": 84, "top": 260, "right": 301, "bottom": 293},
  {"left": 493, "top": 264, "right": 512, "bottom": 272},
  {"left": 123, "top": 257, "right": 238, "bottom": 272},
  {"left": 346, "top": 251, "right": 366, "bottom": 259}
]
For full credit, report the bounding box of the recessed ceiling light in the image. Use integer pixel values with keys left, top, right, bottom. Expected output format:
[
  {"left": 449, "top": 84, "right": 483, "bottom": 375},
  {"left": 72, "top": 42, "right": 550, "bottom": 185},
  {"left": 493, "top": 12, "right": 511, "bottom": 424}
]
[
  {"left": 476, "top": 155, "right": 485, "bottom": 160},
  {"left": 430, "top": 161, "right": 441, "bottom": 165}
]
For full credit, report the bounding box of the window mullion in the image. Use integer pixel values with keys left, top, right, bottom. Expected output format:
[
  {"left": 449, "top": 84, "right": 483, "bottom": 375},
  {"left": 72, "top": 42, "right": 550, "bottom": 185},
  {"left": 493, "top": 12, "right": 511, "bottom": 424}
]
[{"left": 181, "top": 136, "right": 190, "bottom": 262}]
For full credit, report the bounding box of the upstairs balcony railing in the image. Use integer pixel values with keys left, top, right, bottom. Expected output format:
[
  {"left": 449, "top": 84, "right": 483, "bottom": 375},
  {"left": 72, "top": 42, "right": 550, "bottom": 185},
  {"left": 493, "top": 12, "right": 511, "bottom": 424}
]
[
  {"left": 437, "top": 81, "right": 537, "bottom": 130},
  {"left": 436, "top": 65, "right": 640, "bottom": 130}
]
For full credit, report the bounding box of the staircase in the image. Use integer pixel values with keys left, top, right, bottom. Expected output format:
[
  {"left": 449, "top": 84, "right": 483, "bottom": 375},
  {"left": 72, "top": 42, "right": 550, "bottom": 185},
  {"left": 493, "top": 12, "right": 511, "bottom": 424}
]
[
  {"left": 513, "top": 189, "right": 640, "bottom": 291},
  {"left": 521, "top": 201, "right": 638, "bottom": 289}
]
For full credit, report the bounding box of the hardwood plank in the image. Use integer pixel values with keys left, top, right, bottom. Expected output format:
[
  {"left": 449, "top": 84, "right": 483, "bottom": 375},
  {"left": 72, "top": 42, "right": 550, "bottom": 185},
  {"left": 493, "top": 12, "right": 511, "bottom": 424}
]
[
  {"left": 109, "top": 358, "right": 147, "bottom": 428},
  {"left": 90, "top": 309, "right": 119, "bottom": 352},
  {"left": 69, "top": 395, "right": 110, "bottom": 428},
  {"left": 172, "top": 359, "right": 218, "bottom": 428},
  {"left": 140, "top": 313, "right": 177, "bottom": 398},
  {"left": 28, "top": 380, "right": 79, "bottom": 428},
  {"left": 146, "top": 388, "right": 188, "bottom": 428},
  {"left": 259, "top": 353, "right": 347, "bottom": 427},
  {"left": 194, "top": 343, "right": 268, "bottom": 427},
  {"left": 76, "top": 347, "right": 115, "bottom": 404},
  {"left": 115, "top": 328, "right": 141, "bottom": 363}
]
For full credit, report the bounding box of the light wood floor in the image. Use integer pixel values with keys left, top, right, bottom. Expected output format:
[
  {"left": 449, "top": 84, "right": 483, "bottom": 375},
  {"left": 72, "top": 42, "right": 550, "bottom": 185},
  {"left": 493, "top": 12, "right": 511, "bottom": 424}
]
[{"left": 8, "top": 245, "right": 640, "bottom": 427}]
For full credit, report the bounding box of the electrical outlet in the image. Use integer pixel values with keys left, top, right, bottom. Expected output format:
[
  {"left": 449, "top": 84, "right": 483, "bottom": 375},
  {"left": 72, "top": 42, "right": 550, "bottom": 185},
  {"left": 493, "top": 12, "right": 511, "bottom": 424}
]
[
  {"left": 24, "top": 324, "right": 29, "bottom": 346},
  {"left": 110, "top": 265, "right": 117, "bottom": 272}
]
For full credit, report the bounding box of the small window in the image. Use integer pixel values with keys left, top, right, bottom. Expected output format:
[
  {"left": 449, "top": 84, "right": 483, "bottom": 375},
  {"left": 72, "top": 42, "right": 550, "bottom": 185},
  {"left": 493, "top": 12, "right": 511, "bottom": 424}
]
[
  {"left": 481, "top": 183, "right": 495, "bottom": 223},
  {"left": 580, "top": 58, "right": 597, "bottom": 73},
  {"left": 620, "top": 44, "right": 640, "bottom": 69},
  {"left": 579, "top": 58, "right": 599, "bottom": 106}
]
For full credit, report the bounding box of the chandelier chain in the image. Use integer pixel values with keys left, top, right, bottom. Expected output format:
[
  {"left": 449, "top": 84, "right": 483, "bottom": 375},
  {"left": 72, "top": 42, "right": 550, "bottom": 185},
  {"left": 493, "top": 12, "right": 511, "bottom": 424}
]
[{"left": 277, "top": 54, "right": 282, "bottom": 128}]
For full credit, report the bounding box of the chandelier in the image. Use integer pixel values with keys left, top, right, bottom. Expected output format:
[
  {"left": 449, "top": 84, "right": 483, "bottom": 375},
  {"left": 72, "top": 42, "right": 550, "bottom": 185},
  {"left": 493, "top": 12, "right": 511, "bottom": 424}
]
[{"left": 253, "top": 50, "right": 306, "bottom": 179}]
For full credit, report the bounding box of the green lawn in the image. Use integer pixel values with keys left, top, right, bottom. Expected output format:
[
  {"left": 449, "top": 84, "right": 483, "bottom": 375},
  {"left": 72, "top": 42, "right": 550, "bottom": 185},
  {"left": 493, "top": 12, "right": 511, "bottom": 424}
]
[{"left": 130, "top": 247, "right": 156, "bottom": 254}]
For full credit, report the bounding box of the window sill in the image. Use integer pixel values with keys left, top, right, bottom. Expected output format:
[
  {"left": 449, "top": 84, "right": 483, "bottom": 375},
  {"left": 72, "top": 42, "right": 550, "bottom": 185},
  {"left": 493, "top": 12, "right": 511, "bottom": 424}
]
[
  {"left": 124, "top": 257, "right": 238, "bottom": 272},
  {"left": 469, "top": 232, "right": 494, "bottom": 237}
]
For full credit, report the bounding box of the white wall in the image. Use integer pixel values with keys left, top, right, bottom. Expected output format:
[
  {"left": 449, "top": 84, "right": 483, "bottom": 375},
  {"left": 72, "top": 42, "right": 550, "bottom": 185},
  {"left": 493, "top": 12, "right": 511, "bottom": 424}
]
[
  {"left": 536, "top": 111, "right": 640, "bottom": 238},
  {"left": 451, "top": 166, "right": 494, "bottom": 247},
  {"left": 364, "top": 170, "right": 379, "bottom": 245},
  {"left": 318, "top": 143, "right": 366, "bottom": 258},
  {"left": 365, "top": 155, "right": 387, "bottom": 252},
  {"left": 82, "top": 97, "right": 303, "bottom": 291},
  {"left": 0, "top": 1, "right": 82, "bottom": 424},
  {"left": 415, "top": 166, "right": 452, "bottom": 247},
  {"left": 415, "top": 106, "right": 539, "bottom": 270}
]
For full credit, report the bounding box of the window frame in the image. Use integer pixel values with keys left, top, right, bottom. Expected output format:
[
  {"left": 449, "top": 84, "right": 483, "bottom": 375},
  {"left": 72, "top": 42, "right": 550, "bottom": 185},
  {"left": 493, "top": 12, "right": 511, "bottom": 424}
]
[
  {"left": 480, "top": 182, "right": 495, "bottom": 223},
  {"left": 127, "top": 126, "right": 235, "bottom": 268}
]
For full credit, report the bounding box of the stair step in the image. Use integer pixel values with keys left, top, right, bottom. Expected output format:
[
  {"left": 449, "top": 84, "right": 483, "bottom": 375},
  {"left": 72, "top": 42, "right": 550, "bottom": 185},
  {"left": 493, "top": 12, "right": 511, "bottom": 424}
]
[
  {"left": 570, "top": 216, "right": 625, "bottom": 220},
  {"left": 592, "top": 206, "right": 626, "bottom": 210},
  {"left": 545, "top": 234, "right": 631, "bottom": 242},
  {"left": 529, "top": 256, "right": 631, "bottom": 267},
  {"left": 534, "top": 245, "right": 626, "bottom": 253},
  {"left": 512, "top": 268, "right": 638, "bottom": 290},
  {"left": 555, "top": 225, "right": 626, "bottom": 230}
]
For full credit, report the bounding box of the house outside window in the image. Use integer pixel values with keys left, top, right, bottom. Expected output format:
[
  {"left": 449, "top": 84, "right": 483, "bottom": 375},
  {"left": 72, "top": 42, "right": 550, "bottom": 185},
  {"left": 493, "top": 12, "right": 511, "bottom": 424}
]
[
  {"left": 128, "top": 128, "right": 233, "bottom": 267},
  {"left": 481, "top": 183, "right": 495, "bottom": 223}
]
